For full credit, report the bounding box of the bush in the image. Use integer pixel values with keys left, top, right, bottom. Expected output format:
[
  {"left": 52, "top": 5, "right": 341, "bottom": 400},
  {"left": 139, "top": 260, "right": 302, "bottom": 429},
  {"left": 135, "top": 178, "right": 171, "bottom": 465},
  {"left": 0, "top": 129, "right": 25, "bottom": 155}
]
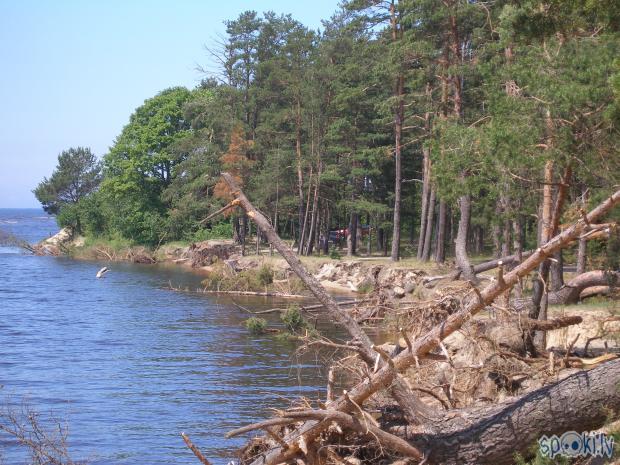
[
  {"left": 329, "top": 248, "right": 341, "bottom": 260},
  {"left": 190, "top": 221, "right": 233, "bottom": 242},
  {"left": 257, "top": 265, "right": 274, "bottom": 286},
  {"left": 244, "top": 317, "right": 267, "bottom": 335},
  {"left": 280, "top": 306, "right": 306, "bottom": 332}
]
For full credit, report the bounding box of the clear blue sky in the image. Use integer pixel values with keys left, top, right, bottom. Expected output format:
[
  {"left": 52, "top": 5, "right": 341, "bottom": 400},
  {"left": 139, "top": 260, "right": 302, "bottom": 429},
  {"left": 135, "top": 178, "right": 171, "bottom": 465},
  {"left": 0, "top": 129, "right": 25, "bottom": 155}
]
[{"left": 0, "top": 0, "right": 339, "bottom": 208}]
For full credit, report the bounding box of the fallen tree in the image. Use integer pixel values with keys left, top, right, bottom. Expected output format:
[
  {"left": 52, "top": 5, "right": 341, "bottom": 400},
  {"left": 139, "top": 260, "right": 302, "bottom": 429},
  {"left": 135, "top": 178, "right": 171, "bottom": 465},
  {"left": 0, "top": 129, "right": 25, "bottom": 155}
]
[
  {"left": 547, "top": 270, "right": 619, "bottom": 305},
  {"left": 396, "top": 359, "right": 620, "bottom": 465},
  {"left": 185, "top": 178, "right": 620, "bottom": 465}
]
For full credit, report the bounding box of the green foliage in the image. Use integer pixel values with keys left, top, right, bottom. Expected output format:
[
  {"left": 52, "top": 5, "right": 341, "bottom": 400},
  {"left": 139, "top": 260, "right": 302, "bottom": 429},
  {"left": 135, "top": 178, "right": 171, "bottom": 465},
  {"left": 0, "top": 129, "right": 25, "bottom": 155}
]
[
  {"left": 280, "top": 305, "right": 307, "bottom": 332},
  {"left": 257, "top": 265, "right": 274, "bottom": 286},
  {"left": 244, "top": 317, "right": 267, "bottom": 335},
  {"left": 329, "top": 249, "right": 342, "bottom": 260},
  {"left": 189, "top": 221, "right": 233, "bottom": 242},
  {"left": 33, "top": 147, "right": 101, "bottom": 216}
]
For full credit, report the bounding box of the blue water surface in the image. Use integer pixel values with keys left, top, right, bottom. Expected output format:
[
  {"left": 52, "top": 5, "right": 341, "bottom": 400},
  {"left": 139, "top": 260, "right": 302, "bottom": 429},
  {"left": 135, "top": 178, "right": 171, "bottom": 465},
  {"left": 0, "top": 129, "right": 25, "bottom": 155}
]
[{"left": 0, "top": 209, "right": 336, "bottom": 464}]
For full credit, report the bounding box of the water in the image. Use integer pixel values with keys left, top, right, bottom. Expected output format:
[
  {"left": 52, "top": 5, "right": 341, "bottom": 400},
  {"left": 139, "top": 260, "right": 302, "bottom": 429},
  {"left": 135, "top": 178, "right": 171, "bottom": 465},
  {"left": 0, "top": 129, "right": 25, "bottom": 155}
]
[{"left": 0, "top": 209, "right": 341, "bottom": 464}]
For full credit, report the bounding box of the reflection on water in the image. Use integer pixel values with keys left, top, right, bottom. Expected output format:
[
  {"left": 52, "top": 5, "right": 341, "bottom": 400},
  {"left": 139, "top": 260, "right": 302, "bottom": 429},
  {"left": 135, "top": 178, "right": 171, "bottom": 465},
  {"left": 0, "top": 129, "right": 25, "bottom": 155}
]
[{"left": 0, "top": 210, "right": 346, "bottom": 464}]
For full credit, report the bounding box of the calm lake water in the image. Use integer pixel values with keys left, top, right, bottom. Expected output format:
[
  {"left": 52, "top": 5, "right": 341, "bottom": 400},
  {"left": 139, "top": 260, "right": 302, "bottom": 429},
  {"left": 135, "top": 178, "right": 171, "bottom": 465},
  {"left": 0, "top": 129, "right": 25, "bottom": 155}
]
[{"left": 0, "top": 208, "right": 342, "bottom": 464}]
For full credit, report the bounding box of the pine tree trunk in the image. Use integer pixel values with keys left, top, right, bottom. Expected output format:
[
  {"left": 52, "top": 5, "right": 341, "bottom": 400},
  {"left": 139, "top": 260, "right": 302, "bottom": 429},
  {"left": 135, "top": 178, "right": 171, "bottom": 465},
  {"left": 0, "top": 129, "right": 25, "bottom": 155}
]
[
  {"left": 305, "top": 176, "right": 320, "bottom": 256},
  {"left": 241, "top": 214, "right": 248, "bottom": 256},
  {"left": 577, "top": 238, "right": 587, "bottom": 274},
  {"left": 295, "top": 99, "right": 305, "bottom": 250},
  {"left": 550, "top": 250, "right": 564, "bottom": 291},
  {"left": 435, "top": 200, "right": 447, "bottom": 263},
  {"left": 401, "top": 360, "right": 620, "bottom": 465},
  {"left": 501, "top": 220, "right": 511, "bottom": 257},
  {"left": 422, "top": 189, "right": 435, "bottom": 261},
  {"left": 577, "top": 189, "right": 589, "bottom": 274},
  {"left": 390, "top": 77, "right": 404, "bottom": 262},
  {"left": 530, "top": 160, "right": 555, "bottom": 350},
  {"left": 455, "top": 195, "right": 475, "bottom": 281},
  {"left": 347, "top": 213, "right": 358, "bottom": 257},
  {"left": 417, "top": 147, "right": 431, "bottom": 259},
  {"left": 389, "top": 1, "right": 404, "bottom": 262}
]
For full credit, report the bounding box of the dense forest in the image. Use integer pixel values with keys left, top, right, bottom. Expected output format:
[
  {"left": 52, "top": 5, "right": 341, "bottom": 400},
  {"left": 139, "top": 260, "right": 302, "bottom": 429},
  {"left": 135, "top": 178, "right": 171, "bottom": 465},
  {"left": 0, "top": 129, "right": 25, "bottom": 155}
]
[{"left": 36, "top": 0, "right": 619, "bottom": 271}]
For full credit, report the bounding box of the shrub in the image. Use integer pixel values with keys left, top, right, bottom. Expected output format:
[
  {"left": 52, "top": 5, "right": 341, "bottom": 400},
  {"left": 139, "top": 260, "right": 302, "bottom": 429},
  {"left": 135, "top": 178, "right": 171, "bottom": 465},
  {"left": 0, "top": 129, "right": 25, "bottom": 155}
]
[
  {"left": 329, "top": 248, "right": 341, "bottom": 260},
  {"left": 244, "top": 317, "right": 267, "bottom": 335},
  {"left": 281, "top": 306, "right": 306, "bottom": 332},
  {"left": 257, "top": 265, "right": 274, "bottom": 286}
]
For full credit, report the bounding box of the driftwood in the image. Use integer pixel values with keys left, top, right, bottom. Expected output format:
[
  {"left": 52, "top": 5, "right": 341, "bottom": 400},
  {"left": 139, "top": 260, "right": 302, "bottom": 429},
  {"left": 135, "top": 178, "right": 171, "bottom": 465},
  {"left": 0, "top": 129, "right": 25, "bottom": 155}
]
[
  {"left": 201, "top": 290, "right": 307, "bottom": 298},
  {"left": 201, "top": 178, "right": 619, "bottom": 465}
]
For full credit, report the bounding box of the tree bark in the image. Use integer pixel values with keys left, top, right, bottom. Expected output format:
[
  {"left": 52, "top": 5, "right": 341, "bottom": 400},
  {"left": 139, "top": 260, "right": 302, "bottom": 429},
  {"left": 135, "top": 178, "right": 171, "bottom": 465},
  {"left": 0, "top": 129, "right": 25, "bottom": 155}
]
[
  {"left": 530, "top": 160, "right": 555, "bottom": 348},
  {"left": 577, "top": 238, "right": 587, "bottom": 274},
  {"left": 390, "top": 81, "right": 404, "bottom": 262},
  {"left": 421, "top": 189, "right": 435, "bottom": 261},
  {"left": 399, "top": 359, "right": 620, "bottom": 465},
  {"left": 548, "top": 270, "right": 620, "bottom": 305},
  {"left": 305, "top": 171, "right": 321, "bottom": 256},
  {"left": 417, "top": 147, "right": 431, "bottom": 259},
  {"left": 455, "top": 195, "right": 475, "bottom": 281},
  {"left": 435, "top": 200, "right": 447, "bottom": 263},
  {"left": 347, "top": 213, "right": 358, "bottom": 257},
  {"left": 295, "top": 99, "right": 305, "bottom": 250},
  {"left": 389, "top": 0, "right": 404, "bottom": 262},
  {"left": 550, "top": 249, "right": 564, "bottom": 291}
]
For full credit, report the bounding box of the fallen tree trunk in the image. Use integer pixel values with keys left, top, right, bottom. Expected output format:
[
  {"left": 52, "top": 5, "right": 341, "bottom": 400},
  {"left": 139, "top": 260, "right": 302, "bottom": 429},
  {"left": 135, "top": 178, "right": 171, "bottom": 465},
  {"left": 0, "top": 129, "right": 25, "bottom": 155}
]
[
  {"left": 547, "top": 270, "right": 619, "bottom": 305},
  {"left": 447, "top": 223, "right": 616, "bottom": 280},
  {"left": 398, "top": 359, "right": 620, "bottom": 465}
]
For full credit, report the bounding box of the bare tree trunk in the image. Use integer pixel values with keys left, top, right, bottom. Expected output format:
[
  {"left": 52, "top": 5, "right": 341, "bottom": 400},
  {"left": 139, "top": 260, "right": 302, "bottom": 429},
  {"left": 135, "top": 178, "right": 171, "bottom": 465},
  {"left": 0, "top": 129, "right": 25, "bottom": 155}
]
[
  {"left": 256, "top": 228, "right": 260, "bottom": 256},
  {"left": 548, "top": 270, "right": 620, "bottom": 305},
  {"left": 417, "top": 147, "right": 431, "bottom": 259},
  {"left": 577, "top": 189, "right": 589, "bottom": 274},
  {"left": 529, "top": 161, "right": 554, "bottom": 350},
  {"left": 347, "top": 213, "right": 358, "bottom": 257},
  {"left": 299, "top": 169, "right": 313, "bottom": 255},
  {"left": 501, "top": 220, "right": 511, "bottom": 257},
  {"left": 577, "top": 238, "right": 587, "bottom": 274},
  {"left": 390, "top": 1, "right": 404, "bottom": 262},
  {"left": 391, "top": 85, "right": 403, "bottom": 262},
  {"left": 455, "top": 195, "right": 475, "bottom": 281},
  {"left": 550, "top": 250, "right": 564, "bottom": 291},
  {"left": 492, "top": 224, "right": 501, "bottom": 258},
  {"left": 435, "top": 200, "right": 447, "bottom": 263},
  {"left": 305, "top": 174, "right": 320, "bottom": 256},
  {"left": 295, "top": 98, "right": 305, "bottom": 250},
  {"left": 400, "top": 360, "right": 620, "bottom": 465},
  {"left": 241, "top": 214, "right": 247, "bottom": 256},
  {"left": 367, "top": 214, "right": 372, "bottom": 256},
  {"left": 422, "top": 189, "right": 435, "bottom": 261}
]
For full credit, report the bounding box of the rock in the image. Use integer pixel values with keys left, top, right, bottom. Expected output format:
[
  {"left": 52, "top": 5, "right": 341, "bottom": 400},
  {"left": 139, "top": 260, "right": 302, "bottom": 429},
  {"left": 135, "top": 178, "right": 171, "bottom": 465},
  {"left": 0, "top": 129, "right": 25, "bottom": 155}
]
[
  {"left": 404, "top": 282, "right": 416, "bottom": 294},
  {"left": 34, "top": 227, "right": 74, "bottom": 255},
  {"left": 393, "top": 286, "right": 406, "bottom": 298}
]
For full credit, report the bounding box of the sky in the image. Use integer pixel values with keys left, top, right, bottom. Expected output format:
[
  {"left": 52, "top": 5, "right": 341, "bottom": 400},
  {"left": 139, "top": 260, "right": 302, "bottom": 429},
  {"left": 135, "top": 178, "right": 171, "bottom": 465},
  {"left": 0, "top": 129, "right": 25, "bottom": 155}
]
[{"left": 0, "top": 0, "right": 340, "bottom": 208}]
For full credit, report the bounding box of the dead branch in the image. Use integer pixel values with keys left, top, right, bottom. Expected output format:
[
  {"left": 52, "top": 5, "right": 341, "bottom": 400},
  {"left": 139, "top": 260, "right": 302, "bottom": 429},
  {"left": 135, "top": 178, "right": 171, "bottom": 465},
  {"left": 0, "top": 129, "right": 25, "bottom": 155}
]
[{"left": 181, "top": 432, "right": 213, "bottom": 465}]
